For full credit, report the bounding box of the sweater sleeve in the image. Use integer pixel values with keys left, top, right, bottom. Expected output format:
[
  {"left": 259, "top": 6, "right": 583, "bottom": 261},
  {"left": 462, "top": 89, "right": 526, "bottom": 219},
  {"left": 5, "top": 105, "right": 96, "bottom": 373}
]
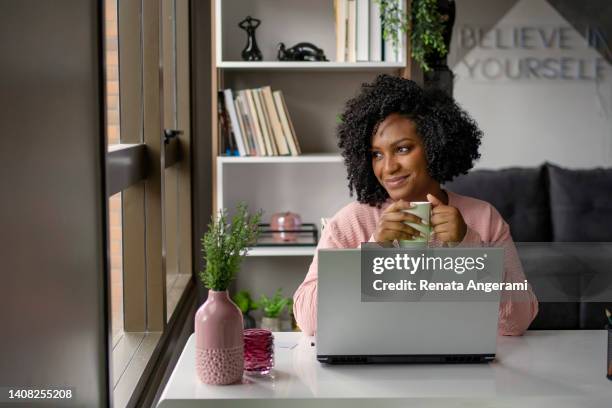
[
  {"left": 495, "top": 222, "right": 539, "bottom": 335},
  {"left": 293, "top": 222, "right": 345, "bottom": 336},
  {"left": 459, "top": 209, "right": 538, "bottom": 336}
]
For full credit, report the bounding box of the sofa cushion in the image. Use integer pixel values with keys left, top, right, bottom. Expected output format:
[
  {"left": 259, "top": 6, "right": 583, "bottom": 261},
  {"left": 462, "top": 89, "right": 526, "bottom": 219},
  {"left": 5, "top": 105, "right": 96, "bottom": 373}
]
[
  {"left": 445, "top": 166, "right": 552, "bottom": 242},
  {"left": 517, "top": 244, "right": 583, "bottom": 302},
  {"left": 518, "top": 243, "right": 581, "bottom": 329},
  {"left": 547, "top": 163, "right": 612, "bottom": 242},
  {"left": 519, "top": 242, "right": 612, "bottom": 329}
]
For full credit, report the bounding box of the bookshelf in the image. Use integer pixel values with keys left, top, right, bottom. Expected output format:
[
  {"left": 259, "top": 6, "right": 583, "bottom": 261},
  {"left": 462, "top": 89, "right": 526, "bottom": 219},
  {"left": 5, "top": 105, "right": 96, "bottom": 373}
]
[
  {"left": 217, "top": 61, "right": 407, "bottom": 70},
  {"left": 211, "top": 0, "right": 410, "bottom": 262},
  {"left": 217, "top": 153, "right": 342, "bottom": 164}
]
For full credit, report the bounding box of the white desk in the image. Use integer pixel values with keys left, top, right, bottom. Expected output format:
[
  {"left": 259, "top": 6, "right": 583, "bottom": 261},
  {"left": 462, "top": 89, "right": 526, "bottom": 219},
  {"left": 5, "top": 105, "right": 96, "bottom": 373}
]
[{"left": 158, "top": 331, "right": 612, "bottom": 408}]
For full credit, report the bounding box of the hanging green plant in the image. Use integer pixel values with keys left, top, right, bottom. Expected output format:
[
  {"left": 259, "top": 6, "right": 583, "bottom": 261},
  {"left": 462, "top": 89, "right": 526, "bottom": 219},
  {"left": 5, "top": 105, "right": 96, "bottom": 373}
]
[
  {"left": 375, "top": 0, "right": 447, "bottom": 72},
  {"left": 410, "top": 0, "right": 448, "bottom": 71}
]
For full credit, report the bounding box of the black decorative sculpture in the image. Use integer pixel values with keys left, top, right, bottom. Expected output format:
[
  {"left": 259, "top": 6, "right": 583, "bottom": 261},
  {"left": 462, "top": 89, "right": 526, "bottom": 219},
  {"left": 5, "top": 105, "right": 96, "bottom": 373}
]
[
  {"left": 277, "top": 42, "right": 328, "bottom": 62},
  {"left": 239, "top": 16, "right": 262, "bottom": 61}
]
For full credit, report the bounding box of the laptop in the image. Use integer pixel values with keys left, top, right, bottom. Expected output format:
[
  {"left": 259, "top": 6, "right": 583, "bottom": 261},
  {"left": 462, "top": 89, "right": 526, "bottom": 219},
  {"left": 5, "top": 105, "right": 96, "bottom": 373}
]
[{"left": 316, "top": 249, "right": 502, "bottom": 364}]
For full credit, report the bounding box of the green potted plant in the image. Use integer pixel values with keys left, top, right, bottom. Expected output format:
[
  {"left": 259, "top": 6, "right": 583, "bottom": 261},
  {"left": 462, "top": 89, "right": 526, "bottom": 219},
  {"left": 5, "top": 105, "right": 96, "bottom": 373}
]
[
  {"left": 376, "top": 0, "right": 456, "bottom": 94},
  {"left": 257, "top": 289, "right": 291, "bottom": 332},
  {"left": 233, "top": 290, "right": 258, "bottom": 329},
  {"left": 194, "top": 203, "right": 262, "bottom": 385}
]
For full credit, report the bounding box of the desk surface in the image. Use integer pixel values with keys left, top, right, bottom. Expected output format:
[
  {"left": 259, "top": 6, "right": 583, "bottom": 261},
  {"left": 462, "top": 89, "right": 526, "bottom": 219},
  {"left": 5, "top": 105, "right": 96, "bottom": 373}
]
[{"left": 158, "top": 331, "right": 612, "bottom": 408}]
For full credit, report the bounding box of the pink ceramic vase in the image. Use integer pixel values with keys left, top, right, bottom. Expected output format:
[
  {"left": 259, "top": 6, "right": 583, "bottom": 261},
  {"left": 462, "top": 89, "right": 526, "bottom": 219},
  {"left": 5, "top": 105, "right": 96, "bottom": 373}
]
[{"left": 195, "top": 290, "right": 244, "bottom": 385}]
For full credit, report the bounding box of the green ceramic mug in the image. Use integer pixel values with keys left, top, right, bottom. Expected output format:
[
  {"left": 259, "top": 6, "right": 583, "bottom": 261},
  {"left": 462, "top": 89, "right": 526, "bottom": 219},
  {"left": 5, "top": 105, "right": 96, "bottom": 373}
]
[{"left": 399, "top": 201, "right": 431, "bottom": 248}]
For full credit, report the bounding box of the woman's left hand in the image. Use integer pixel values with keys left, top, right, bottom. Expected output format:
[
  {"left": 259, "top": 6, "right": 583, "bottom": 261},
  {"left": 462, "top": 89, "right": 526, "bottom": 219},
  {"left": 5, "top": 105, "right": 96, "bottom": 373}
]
[{"left": 427, "top": 193, "right": 467, "bottom": 246}]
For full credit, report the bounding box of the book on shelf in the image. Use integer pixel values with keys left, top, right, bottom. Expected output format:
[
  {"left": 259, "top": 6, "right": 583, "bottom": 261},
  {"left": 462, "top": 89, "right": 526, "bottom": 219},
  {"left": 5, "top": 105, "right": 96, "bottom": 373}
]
[
  {"left": 347, "top": 0, "right": 356, "bottom": 62},
  {"left": 252, "top": 88, "right": 275, "bottom": 155},
  {"left": 384, "top": 0, "right": 403, "bottom": 62},
  {"left": 234, "top": 92, "right": 257, "bottom": 155},
  {"left": 261, "top": 86, "right": 290, "bottom": 155},
  {"left": 274, "top": 90, "right": 301, "bottom": 156},
  {"left": 223, "top": 89, "right": 247, "bottom": 156},
  {"left": 334, "top": 0, "right": 347, "bottom": 62},
  {"left": 244, "top": 89, "right": 267, "bottom": 156},
  {"left": 233, "top": 96, "right": 249, "bottom": 153},
  {"left": 356, "top": 0, "right": 369, "bottom": 62},
  {"left": 334, "top": 0, "right": 403, "bottom": 64},
  {"left": 259, "top": 88, "right": 280, "bottom": 156},
  {"left": 383, "top": 33, "right": 399, "bottom": 63},
  {"left": 217, "top": 91, "right": 238, "bottom": 156},
  {"left": 368, "top": 0, "right": 382, "bottom": 62},
  {"left": 219, "top": 86, "right": 301, "bottom": 157}
]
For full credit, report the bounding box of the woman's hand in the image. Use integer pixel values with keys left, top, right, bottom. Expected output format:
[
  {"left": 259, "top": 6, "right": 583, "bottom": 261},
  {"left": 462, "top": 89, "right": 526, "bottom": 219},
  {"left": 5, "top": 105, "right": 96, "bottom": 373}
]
[
  {"left": 427, "top": 193, "right": 467, "bottom": 246},
  {"left": 373, "top": 200, "right": 426, "bottom": 243}
]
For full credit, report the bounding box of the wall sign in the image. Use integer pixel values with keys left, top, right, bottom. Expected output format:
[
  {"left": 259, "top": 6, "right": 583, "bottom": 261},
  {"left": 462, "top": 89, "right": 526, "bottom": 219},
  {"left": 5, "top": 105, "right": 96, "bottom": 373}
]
[{"left": 457, "top": 25, "right": 609, "bottom": 81}]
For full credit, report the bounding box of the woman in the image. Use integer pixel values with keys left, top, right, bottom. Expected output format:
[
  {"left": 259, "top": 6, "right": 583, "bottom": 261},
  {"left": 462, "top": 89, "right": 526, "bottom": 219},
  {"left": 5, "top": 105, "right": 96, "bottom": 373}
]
[{"left": 293, "top": 74, "right": 538, "bottom": 336}]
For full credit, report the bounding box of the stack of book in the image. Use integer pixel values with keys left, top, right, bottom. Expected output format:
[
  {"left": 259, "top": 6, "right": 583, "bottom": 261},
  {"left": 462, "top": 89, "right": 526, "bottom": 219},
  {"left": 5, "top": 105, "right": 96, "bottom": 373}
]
[
  {"left": 219, "top": 87, "right": 302, "bottom": 157},
  {"left": 334, "top": 0, "right": 403, "bottom": 63}
]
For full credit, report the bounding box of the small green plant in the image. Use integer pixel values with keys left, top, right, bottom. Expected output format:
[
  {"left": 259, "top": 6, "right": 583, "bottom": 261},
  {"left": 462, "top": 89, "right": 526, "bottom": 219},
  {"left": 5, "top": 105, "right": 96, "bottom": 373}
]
[
  {"left": 199, "top": 203, "right": 262, "bottom": 291},
  {"left": 376, "top": 0, "right": 447, "bottom": 72},
  {"left": 233, "top": 290, "right": 258, "bottom": 314},
  {"left": 257, "top": 289, "right": 291, "bottom": 318}
]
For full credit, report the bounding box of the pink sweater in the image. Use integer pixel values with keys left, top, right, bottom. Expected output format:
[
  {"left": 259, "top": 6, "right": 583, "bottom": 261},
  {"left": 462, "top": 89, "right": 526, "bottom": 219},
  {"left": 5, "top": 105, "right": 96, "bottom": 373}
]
[{"left": 293, "top": 191, "right": 539, "bottom": 336}]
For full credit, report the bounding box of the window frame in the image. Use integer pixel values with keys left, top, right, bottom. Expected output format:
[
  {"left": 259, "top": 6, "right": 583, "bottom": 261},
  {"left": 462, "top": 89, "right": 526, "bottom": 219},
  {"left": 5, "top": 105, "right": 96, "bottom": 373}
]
[{"left": 105, "top": 0, "right": 194, "bottom": 405}]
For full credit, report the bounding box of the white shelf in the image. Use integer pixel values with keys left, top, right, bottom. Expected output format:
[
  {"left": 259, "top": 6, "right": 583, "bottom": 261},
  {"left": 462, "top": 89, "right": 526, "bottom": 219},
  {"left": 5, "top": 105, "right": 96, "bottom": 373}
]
[
  {"left": 217, "top": 153, "right": 342, "bottom": 164},
  {"left": 217, "top": 61, "right": 406, "bottom": 70},
  {"left": 245, "top": 246, "right": 316, "bottom": 257}
]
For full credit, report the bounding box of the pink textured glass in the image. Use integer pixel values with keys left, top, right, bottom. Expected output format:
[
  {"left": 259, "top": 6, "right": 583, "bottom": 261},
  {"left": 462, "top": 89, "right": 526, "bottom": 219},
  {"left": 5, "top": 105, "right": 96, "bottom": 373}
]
[
  {"left": 271, "top": 211, "right": 302, "bottom": 242},
  {"left": 194, "top": 290, "right": 244, "bottom": 385},
  {"left": 243, "top": 329, "right": 274, "bottom": 376}
]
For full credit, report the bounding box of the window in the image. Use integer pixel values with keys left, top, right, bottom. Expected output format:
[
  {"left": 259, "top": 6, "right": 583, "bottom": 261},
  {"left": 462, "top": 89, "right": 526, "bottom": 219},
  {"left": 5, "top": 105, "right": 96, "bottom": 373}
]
[
  {"left": 104, "top": 0, "right": 124, "bottom": 350},
  {"left": 104, "top": 0, "right": 192, "bottom": 405},
  {"left": 162, "top": 0, "right": 192, "bottom": 321}
]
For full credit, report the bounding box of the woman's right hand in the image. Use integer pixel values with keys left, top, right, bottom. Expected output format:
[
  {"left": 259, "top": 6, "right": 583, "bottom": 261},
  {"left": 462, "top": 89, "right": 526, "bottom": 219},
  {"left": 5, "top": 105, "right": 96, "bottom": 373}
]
[{"left": 373, "top": 200, "right": 426, "bottom": 243}]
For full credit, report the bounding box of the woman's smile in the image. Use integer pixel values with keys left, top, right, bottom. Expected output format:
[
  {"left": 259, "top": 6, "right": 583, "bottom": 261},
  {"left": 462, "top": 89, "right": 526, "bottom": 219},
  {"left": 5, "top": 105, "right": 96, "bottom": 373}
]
[{"left": 384, "top": 174, "right": 409, "bottom": 189}]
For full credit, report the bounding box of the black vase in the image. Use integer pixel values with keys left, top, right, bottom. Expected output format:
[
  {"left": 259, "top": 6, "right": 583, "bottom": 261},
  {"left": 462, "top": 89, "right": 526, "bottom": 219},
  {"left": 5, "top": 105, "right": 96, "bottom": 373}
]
[
  {"left": 423, "top": 0, "right": 456, "bottom": 96},
  {"left": 424, "top": 66, "right": 455, "bottom": 97}
]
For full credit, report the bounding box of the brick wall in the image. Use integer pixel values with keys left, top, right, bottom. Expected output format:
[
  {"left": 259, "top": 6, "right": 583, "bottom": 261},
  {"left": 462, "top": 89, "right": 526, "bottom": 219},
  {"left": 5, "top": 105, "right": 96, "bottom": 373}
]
[
  {"left": 105, "top": 0, "right": 120, "bottom": 146},
  {"left": 105, "top": 0, "right": 123, "bottom": 336}
]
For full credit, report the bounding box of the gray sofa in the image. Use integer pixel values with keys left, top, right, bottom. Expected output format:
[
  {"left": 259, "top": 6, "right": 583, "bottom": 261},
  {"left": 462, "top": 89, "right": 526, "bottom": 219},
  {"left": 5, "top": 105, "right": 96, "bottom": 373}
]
[{"left": 445, "top": 163, "right": 612, "bottom": 329}]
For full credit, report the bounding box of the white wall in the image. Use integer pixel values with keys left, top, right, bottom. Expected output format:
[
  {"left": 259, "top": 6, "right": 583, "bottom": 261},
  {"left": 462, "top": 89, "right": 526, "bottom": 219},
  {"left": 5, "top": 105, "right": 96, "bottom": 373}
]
[{"left": 451, "top": 0, "right": 612, "bottom": 169}]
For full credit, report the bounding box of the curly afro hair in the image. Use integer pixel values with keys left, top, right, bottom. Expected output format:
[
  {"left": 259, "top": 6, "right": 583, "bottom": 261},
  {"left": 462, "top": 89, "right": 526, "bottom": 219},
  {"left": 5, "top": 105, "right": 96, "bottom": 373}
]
[{"left": 337, "top": 74, "right": 482, "bottom": 207}]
